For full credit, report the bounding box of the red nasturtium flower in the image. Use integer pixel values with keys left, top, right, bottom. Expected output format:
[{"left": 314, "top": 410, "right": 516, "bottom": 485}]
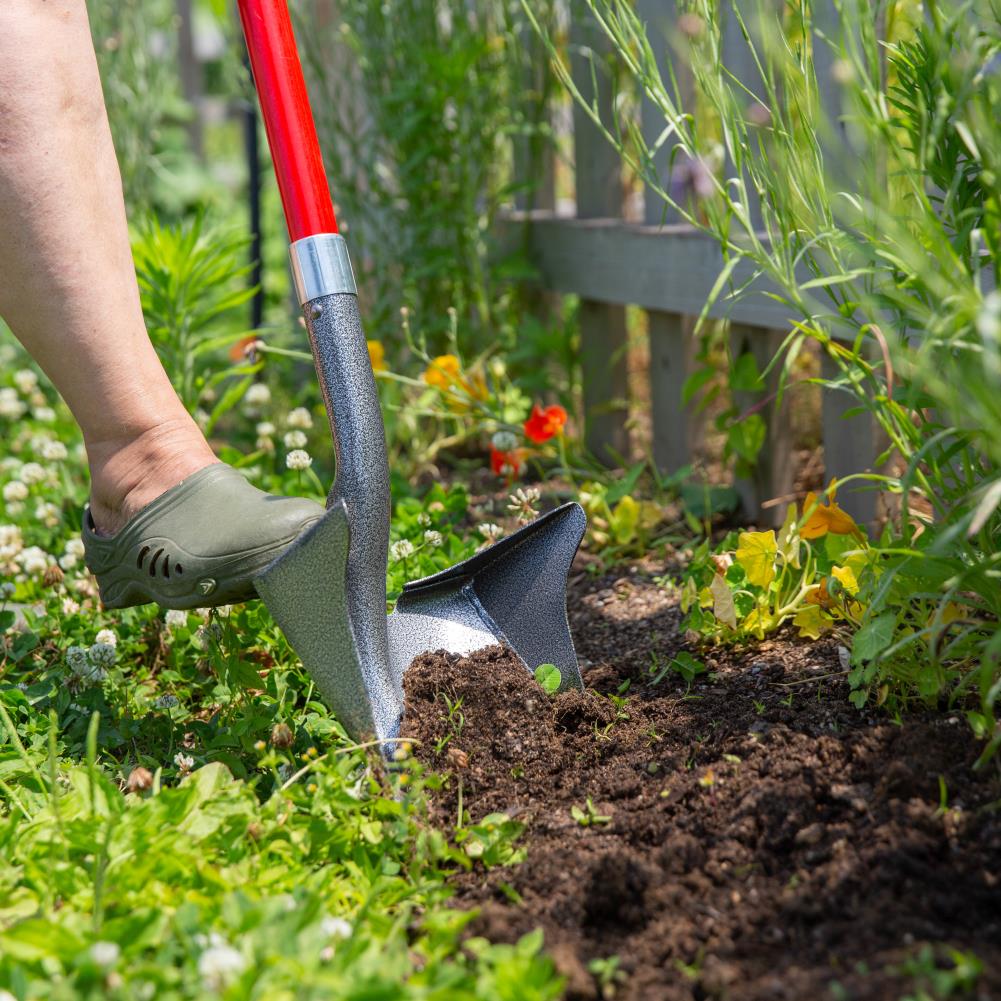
[
  {"left": 523, "top": 403, "right": 567, "bottom": 444},
  {"left": 490, "top": 445, "right": 524, "bottom": 479}
]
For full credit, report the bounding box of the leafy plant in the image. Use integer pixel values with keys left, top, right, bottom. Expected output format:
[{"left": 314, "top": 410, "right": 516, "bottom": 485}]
[
  {"left": 570, "top": 797, "right": 612, "bottom": 827},
  {"left": 534, "top": 663, "right": 562, "bottom": 694},
  {"left": 133, "top": 214, "right": 258, "bottom": 424}
]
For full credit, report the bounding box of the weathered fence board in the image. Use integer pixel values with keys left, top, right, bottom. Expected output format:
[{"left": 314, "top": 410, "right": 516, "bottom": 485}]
[{"left": 570, "top": 10, "right": 630, "bottom": 463}]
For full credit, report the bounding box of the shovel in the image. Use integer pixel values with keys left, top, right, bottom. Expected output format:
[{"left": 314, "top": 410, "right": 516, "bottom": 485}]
[{"left": 236, "top": 0, "right": 587, "bottom": 743}]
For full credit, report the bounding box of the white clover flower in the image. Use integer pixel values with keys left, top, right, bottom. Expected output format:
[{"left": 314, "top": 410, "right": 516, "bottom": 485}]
[
  {"left": 62, "top": 597, "right": 81, "bottom": 615},
  {"left": 283, "top": 429, "right": 307, "bottom": 449},
  {"left": 5, "top": 502, "right": 24, "bottom": 518},
  {"left": 285, "top": 449, "right": 312, "bottom": 471},
  {"left": 33, "top": 406, "right": 56, "bottom": 423},
  {"left": 58, "top": 553, "right": 78, "bottom": 571},
  {"left": 90, "top": 941, "right": 120, "bottom": 967},
  {"left": 95, "top": 628, "right": 117, "bottom": 648},
  {"left": 66, "top": 645, "right": 91, "bottom": 676},
  {"left": 255, "top": 421, "right": 276, "bottom": 438},
  {"left": 389, "top": 539, "right": 415, "bottom": 562},
  {"left": 0, "top": 989, "right": 18, "bottom": 1001},
  {"left": 3, "top": 481, "right": 28, "bottom": 503},
  {"left": 35, "top": 501, "right": 60, "bottom": 527},
  {"left": 255, "top": 435, "right": 275, "bottom": 454},
  {"left": 13, "top": 369, "right": 38, "bottom": 394},
  {"left": 155, "top": 694, "right": 180, "bottom": 709},
  {"left": 0, "top": 525, "right": 23, "bottom": 560},
  {"left": 478, "top": 523, "right": 505, "bottom": 542},
  {"left": 64, "top": 537, "right": 85, "bottom": 559},
  {"left": 286, "top": 406, "right": 313, "bottom": 430},
  {"left": 1, "top": 582, "right": 16, "bottom": 599},
  {"left": 244, "top": 383, "right": 271, "bottom": 407},
  {"left": 18, "top": 546, "right": 49, "bottom": 576},
  {"left": 197, "top": 941, "right": 246, "bottom": 992},
  {"left": 491, "top": 430, "right": 519, "bottom": 453},
  {"left": 164, "top": 609, "right": 188, "bottom": 629},
  {"left": 18, "top": 462, "right": 45, "bottom": 485},
  {"left": 174, "top": 752, "right": 195, "bottom": 773},
  {"left": 417, "top": 512, "right": 432, "bottom": 527},
  {"left": 40, "top": 439, "right": 68, "bottom": 462},
  {"left": 507, "top": 486, "right": 541, "bottom": 524},
  {"left": 423, "top": 529, "right": 443, "bottom": 548},
  {"left": 0, "top": 388, "right": 26, "bottom": 420},
  {"left": 88, "top": 641, "right": 117, "bottom": 668},
  {"left": 321, "top": 916, "right": 352, "bottom": 939}
]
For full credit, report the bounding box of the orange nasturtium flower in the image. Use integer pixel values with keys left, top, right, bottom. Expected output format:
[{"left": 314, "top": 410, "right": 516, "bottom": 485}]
[
  {"left": 800, "top": 480, "right": 863, "bottom": 540},
  {"left": 523, "top": 403, "right": 568, "bottom": 444},
  {"left": 422, "top": 354, "right": 488, "bottom": 409},
  {"left": 367, "top": 340, "right": 386, "bottom": 373}
]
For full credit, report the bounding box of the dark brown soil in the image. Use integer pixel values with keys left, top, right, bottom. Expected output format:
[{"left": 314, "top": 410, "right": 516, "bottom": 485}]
[{"left": 401, "top": 567, "right": 1001, "bottom": 1001}]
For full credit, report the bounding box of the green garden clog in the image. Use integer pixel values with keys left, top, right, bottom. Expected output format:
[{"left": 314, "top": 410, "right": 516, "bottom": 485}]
[{"left": 82, "top": 463, "right": 325, "bottom": 610}]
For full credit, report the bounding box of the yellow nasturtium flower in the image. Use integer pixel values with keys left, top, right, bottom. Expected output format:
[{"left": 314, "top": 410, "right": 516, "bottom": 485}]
[
  {"left": 367, "top": 340, "right": 386, "bottom": 373},
  {"left": 423, "top": 353, "right": 462, "bottom": 390}
]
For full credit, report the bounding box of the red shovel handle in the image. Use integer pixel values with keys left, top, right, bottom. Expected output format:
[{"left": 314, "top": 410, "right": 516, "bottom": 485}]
[{"left": 237, "top": 0, "right": 338, "bottom": 242}]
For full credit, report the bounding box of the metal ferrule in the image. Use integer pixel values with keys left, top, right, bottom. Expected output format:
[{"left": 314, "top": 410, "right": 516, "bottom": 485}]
[{"left": 289, "top": 233, "right": 357, "bottom": 304}]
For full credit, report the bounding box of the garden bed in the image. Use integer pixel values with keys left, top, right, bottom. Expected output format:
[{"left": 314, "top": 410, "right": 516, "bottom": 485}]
[{"left": 402, "top": 565, "right": 1001, "bottom": 1001}]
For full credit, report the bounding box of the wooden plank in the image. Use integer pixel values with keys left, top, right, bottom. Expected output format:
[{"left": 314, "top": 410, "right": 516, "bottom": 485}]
[
  {"left": 570, "top": 9, "right": 629, "bottom": 463},
  {"left": 729, "top": 324, "right": 794, "bottom": 527},
  {"left": 496, "top": 212, "right": 802, "bottom": 328},
  {"left": 636, "top": 0, "right": 700, "bottom": 475}
]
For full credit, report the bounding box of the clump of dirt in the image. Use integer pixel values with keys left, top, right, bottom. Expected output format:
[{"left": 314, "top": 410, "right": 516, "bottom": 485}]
[{"left": 401, "top": 571, "right": 1001, "bottom": 1001}]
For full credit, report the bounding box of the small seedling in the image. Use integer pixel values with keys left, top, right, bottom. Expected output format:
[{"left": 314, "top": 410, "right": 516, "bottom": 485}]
[
  {"left": 588, "top": 955, "right": 625, "bottom": 998},
  {"left": 534, "top": 663, "right": 562, "bottom": 695},
  {"left": 649, "top": 650, "right": 707, "bottom": 694},
  {"left": 571, "top": 797, "right": 611, "bottom": 827},
  {"left": 753, "top": 699, "right": 766, "bottom": 715}
]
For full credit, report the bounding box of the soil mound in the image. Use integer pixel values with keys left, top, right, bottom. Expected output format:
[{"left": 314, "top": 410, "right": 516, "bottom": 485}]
[{"left": 401, "top": 574, "right": 1001, "bottom": 1001}]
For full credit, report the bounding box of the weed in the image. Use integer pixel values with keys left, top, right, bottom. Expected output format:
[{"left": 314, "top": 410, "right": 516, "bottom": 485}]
[{"left": 570, "top": 797, "right": 612, "bottom": 827}]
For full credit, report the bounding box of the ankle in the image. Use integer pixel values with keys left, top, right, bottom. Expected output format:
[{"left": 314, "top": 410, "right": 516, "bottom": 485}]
[{"left": 86, "top": 418, "right": 218, "bottom": 536}]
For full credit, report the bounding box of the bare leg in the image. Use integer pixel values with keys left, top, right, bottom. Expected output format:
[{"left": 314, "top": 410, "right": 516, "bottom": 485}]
[{"left": 0, "top": 1, "right": 217, "bottom": 535}]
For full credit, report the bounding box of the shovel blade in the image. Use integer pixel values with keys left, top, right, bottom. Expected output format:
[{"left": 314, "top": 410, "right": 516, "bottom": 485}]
[
  {"left": 254, "top": 501, "right": 402, "bottom": 741},
  {"left": 388, "top": 502, "right": 587, "bottom": 694},
  {"left": 255, "top": 501, "right": 586, "bottom": 745}
]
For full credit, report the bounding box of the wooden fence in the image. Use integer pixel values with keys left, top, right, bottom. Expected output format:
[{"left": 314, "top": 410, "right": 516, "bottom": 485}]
[{"left": 503, "top": 1, "right": 883, "bottom": 527}]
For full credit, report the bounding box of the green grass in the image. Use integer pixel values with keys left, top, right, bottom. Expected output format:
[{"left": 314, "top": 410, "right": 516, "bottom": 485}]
[{"left": 0, "top": 348, "right": 561, "bottom": 1000}]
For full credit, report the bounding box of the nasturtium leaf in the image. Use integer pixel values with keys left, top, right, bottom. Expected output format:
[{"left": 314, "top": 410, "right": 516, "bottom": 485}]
[
  {"left": 709, "top": 574, "right": 737, "bottom": 628},
  {"left": 793, "top": 603, "right": 831, "bottom": 639},
  {"left": 851, "top": 611, "right": 897, "bottom": 665},
  {"left": 736, "top": 530, "right": 777, "bottom": 589},
  {"left": 744, "top": 606, "right": 778, "bottom": 637}
]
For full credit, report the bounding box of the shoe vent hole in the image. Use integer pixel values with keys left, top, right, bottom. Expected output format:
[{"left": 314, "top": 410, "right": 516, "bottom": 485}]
[
  {"left": 149, "top": 548, "right": 164, "bottom": 577},
  {"left": 137, "top": 545, "right": 151, "bottom": 569},
  {"left": 175, "top": 564, "right": 183, "bottom": 575},
  {"left": 163, "top": 559, "right": 170, "bottom": 579}
]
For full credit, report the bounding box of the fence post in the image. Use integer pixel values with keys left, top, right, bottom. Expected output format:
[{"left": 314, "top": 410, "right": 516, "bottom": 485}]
[
  {"left": 570, "top": 8, "right": 630, "bottom": 464},
  {"left": 720, "top": 1, "right": 794, "bottom": 526},
  {"left": 636, "top": 0, "right": 700, "bottom": 477},
  {"left": 812, "top": 0, "right": 881, "bottom": 526}
]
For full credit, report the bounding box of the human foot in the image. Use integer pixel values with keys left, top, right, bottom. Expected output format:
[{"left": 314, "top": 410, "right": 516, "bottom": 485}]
[{"left": 85, "top": 418, "right": 219, "bottom": 537}]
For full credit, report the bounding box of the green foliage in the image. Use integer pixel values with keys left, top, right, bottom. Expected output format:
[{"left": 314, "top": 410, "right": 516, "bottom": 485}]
[
  {"left": 296, "top": 0, "right": 558, "bottom": 353},
  {"left": 532, "top": 0, "right": 1001, "bottom": 752},
  {"left": 569, "top": 797, "right": 612, "bottom": 828},
  {"left": 133, "top": 215, "right": 258, "bottom": 422},
  {"left": 533, "top": 664, "right": 562, "bottom": 695}
]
